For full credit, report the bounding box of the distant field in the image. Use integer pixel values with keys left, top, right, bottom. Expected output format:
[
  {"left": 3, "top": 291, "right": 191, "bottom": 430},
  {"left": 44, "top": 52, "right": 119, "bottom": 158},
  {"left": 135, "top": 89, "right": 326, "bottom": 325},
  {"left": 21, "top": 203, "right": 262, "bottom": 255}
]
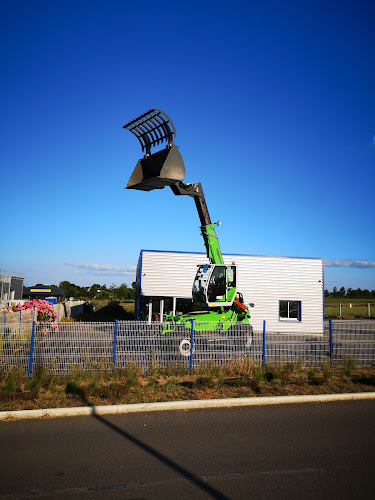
[
  {"left": 325, "top": 298, "right": 375, "bottom": 319},
  {"left": 121, "top": 302, "right": 135, "bottom": 313}
]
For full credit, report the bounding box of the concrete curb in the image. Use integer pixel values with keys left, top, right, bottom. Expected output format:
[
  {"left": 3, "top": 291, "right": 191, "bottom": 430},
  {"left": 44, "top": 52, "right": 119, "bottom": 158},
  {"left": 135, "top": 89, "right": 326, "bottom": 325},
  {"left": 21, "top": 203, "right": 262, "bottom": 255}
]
[{"left": 1, "top": 392, "right": 374, "bottom": 421}]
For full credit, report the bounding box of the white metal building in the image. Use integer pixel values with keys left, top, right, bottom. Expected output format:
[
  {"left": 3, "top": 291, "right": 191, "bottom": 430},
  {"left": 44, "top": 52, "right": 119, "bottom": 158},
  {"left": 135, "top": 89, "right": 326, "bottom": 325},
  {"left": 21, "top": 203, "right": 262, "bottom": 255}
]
[
  {"left": 0, "top": 269, "right": 24, "bottom": 304},
  {"left": 135, "top": 250, "right": 324, "bottom": 334}
]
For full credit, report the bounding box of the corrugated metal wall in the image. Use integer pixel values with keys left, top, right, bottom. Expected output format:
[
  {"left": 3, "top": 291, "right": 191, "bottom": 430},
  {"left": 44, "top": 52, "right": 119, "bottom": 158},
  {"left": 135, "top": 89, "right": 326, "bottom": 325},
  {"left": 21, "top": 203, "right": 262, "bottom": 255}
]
[{"left": 138, "top": 250, "right": 324, "bottom": 334}]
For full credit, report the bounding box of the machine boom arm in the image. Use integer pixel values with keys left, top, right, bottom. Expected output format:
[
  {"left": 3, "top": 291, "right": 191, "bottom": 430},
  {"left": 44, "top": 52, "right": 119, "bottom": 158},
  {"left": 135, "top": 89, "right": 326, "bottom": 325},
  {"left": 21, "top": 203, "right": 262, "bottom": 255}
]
[{"left": 170, "top": 182, "right": 224, "bottom": 265}]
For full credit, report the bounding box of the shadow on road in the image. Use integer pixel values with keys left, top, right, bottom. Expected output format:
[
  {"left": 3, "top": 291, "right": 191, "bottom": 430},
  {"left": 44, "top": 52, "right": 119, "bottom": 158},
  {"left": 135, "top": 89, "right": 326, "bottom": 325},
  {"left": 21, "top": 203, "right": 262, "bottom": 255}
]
[{"left": 70, "top": 384, "right": 229, "bottom": 499}]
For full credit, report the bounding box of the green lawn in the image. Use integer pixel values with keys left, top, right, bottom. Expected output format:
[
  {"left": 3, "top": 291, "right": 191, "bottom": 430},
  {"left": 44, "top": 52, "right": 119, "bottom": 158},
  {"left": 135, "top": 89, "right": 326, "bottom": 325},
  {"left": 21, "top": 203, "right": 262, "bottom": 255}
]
[{"left": 325, "top": 298, "right": 375, "bottom": 319}]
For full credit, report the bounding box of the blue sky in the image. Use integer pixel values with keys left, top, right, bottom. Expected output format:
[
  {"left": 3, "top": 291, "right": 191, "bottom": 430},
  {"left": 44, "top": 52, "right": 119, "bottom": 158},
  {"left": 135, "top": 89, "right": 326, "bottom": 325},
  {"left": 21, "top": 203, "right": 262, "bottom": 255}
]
[{"left": 1, "top": 0, "right": 374, "bottom": 291}]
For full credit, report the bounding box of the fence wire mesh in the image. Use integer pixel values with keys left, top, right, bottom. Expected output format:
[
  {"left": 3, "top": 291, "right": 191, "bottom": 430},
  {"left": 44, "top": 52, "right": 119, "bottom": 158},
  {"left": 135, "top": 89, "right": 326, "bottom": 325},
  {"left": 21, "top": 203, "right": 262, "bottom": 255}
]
[
  {"left": 264, "top": 332, "right": 329, "bottom": 366},
  {"left": 1, "top": 320, "right": 374, "bottom": 374},
  {"left": 326, "top": 320, "right": 375, "bottom": 366},
  {"left": 1, "top": 322, "right": 32, "bottom": 372}
]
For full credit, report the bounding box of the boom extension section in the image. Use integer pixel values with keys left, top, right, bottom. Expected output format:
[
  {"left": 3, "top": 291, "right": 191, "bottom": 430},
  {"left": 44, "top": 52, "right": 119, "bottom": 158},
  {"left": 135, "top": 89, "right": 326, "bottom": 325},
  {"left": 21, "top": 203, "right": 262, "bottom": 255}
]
[{"left": 170, "top": 182, "right": 224, "bottom": 265}]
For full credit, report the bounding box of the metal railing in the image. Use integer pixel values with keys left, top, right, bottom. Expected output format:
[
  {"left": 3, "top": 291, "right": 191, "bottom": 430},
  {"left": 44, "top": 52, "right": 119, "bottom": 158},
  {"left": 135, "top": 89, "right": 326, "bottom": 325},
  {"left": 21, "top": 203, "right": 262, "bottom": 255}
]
[{"left": 1, "top": 320, "right": 374, "bottom": 375}]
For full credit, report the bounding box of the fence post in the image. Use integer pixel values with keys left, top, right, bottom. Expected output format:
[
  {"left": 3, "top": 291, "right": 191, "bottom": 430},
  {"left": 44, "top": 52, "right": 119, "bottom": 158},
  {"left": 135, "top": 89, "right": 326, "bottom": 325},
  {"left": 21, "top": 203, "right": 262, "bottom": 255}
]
[
  {"left": 329, "top": 319, "right": 333, "bottom": 368},
  {"left": 148, "top": 302, "right": 152, "bottom": 325},
  {"left": 159, "top": 299, "right": 164, "bottom": 324},
  {"left": 112, "top": 320, "right": 118, "bottom": 373},
  {"left": 19, "top": 309, "right": 21, "bottom": 334},
  {"left": 262, "top": 320, "right": 266, "bottom": 366},
  {"left": 28, "top": 307, "right": 36, "bottom": 378},
  {"left": 190, "top": 319, "right": 194, "bottom": 372},
  {"left": 369, "top": 303, "right": 371, "bottom": 318}
]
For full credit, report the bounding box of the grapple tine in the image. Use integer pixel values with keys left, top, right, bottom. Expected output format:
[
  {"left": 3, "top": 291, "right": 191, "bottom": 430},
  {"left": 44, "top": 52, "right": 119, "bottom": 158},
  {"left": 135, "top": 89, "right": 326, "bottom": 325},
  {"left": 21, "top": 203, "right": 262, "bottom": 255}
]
[{"left": 123, "top": 109, "right": 176, "bottom": 156}]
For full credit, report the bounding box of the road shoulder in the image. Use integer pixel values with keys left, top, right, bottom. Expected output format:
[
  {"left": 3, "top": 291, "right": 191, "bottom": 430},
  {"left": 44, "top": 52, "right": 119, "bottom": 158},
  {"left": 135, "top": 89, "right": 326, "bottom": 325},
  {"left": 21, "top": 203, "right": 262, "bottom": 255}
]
[{"left": 1, "top": 392, "right": 374, "bottom": 421}]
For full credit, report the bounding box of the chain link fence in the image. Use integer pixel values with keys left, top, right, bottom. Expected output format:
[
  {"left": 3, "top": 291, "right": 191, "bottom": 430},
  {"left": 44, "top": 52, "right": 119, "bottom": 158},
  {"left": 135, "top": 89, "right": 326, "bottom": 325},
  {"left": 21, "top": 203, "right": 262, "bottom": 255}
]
[{"left": 1, "top": 320, "right": 374, "bottom": 375}]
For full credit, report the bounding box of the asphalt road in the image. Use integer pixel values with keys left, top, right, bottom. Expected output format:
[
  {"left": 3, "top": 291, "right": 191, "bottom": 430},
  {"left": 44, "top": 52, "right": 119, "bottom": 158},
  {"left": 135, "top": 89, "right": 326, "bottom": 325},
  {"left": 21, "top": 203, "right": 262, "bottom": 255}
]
[{"left": 1, "top": 401, "right": 374, "bottom": 499}]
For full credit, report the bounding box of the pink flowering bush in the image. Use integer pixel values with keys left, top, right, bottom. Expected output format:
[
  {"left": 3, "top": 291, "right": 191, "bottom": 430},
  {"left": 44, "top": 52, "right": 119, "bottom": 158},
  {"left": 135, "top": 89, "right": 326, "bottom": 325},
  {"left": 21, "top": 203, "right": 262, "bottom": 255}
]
[{"left": 1, "top": 299, "right": 58, "bottom": 333}]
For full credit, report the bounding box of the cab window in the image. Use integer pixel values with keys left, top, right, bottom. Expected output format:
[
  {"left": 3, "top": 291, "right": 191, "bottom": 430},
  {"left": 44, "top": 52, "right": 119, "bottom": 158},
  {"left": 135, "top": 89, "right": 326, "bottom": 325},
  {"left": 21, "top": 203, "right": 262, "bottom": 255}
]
[
  {"left": 207, "top": 266, "right": 226, "bottom": 302},
  {"left": 227, "top": 266, "right": 236, "bottom": 287}
]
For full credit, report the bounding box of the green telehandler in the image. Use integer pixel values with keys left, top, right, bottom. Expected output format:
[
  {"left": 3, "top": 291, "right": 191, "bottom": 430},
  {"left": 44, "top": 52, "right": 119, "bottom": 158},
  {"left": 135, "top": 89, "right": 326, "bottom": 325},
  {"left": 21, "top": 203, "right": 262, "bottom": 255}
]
[{"left": 124, "top": 109, "right": 254, "bottom": 356}]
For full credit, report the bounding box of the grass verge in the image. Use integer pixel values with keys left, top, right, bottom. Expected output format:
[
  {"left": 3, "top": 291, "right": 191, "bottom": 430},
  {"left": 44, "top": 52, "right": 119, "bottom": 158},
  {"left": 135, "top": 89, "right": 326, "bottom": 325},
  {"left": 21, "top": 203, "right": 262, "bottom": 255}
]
[
  {"left": 1, "top": 359, "right": 374, "bottom": 412},
  {"left": 325, "top": 298, "right": 375, "bottom": 319}
]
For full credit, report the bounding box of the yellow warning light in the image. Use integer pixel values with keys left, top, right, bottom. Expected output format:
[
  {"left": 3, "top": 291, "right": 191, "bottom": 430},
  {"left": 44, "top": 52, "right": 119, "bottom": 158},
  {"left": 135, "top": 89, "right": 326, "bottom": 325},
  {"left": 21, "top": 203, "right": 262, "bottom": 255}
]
[{"left": 232, "top": 261, "right": 235, "bottom": 265}]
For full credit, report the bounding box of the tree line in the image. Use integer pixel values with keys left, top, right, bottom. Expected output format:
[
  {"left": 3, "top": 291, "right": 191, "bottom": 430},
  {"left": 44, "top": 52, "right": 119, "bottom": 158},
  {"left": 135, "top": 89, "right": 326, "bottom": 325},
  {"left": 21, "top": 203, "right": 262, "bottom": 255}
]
[
  {"left": 59, "top": 281, "right": 374, "bottom": 301},
  {"left": 59, "top": 281, "right": 135, "bottom": 301},
  {"left": 325, "top": 287, "right": 375, "bottom": 299}
]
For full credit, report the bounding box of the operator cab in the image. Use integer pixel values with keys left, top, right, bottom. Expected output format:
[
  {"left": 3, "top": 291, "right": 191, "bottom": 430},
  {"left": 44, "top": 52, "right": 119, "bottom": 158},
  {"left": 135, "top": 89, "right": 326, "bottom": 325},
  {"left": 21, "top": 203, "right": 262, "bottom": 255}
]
[{"left": 192, "top": 264, "right": 237, "bottom": 308}]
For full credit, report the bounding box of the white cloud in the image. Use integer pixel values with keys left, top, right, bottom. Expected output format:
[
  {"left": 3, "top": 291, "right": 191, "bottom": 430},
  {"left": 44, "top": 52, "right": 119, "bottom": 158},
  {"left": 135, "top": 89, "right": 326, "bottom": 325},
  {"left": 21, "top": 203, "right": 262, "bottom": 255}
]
[
  {"left": 65, "top": 262, "right": 137, "bottom": 275},
  {"left": 324, "top": 259, "right": 375, "bottom": 269}
]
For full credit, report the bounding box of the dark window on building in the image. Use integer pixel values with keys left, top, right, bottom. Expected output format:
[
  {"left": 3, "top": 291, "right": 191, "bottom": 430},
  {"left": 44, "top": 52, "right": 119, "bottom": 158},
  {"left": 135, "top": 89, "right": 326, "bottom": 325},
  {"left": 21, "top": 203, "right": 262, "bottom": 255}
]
[{"left": 279, "top": 300, "right": 301, "bottom": 321}]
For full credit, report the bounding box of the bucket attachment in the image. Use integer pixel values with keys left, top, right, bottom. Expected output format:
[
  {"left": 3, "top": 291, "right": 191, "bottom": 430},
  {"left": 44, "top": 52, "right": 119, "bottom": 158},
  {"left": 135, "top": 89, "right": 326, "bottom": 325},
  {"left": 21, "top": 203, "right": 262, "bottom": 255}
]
[
  {"left": 126, "top": 143, "right": 185, "bottom": 191},
  {"left": 124, "top": 109, "right": 185, "bottom": 191}
]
